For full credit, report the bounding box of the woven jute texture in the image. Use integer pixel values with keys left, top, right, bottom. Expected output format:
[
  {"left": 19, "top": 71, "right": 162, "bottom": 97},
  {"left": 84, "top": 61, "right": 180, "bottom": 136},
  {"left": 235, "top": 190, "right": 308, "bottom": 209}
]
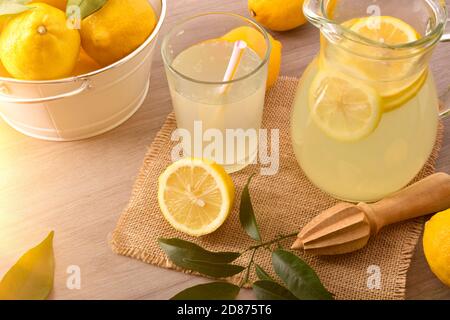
[{"left": 111, "top": 76, "right": 444, "bottom": 300}]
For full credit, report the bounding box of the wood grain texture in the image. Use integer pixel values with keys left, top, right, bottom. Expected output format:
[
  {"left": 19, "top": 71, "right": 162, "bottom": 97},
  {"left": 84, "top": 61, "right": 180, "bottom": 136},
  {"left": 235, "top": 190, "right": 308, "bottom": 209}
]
[{"left": 0, "top": 0, "right": 449, "bottom": 300}]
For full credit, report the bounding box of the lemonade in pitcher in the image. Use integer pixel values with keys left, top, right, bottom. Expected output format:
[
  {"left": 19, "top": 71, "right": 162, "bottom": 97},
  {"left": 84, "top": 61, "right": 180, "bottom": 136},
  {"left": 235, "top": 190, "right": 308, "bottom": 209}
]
[{"left": 291, "top": 0, "right": 449, "bottom": 202}]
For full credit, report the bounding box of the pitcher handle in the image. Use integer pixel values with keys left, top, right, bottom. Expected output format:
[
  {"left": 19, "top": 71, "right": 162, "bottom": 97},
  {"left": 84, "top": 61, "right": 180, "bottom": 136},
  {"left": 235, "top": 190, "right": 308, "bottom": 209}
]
[
  {"left": 440, "top": 85, "right": 450, "bottom": 119},
  {"left": 442, "top": 17, "right": 450, "bottom": 42},
  {"left": 439, "top": 3, "right": 449, "bottom": 116}
]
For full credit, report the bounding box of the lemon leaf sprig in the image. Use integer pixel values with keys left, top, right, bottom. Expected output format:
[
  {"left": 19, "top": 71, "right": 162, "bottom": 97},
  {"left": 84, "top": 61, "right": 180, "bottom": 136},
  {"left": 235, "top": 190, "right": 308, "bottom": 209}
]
[
  {"left": 0, "top": 0, "right": 32, "bottom": 17},
  {"left": 66, "top": 0, "right": 107, "bottom": 20}
]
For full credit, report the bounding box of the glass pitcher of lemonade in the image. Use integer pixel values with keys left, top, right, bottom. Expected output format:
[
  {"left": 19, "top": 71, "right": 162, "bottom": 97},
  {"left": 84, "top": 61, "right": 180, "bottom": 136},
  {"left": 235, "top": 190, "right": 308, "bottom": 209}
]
[{"left": 291, "top": 0, "right": 450, "bottom": 202}]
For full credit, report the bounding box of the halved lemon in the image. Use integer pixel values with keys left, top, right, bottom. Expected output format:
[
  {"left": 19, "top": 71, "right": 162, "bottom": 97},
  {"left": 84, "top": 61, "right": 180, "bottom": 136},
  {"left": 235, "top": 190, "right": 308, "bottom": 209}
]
[
  {"left": 158, "top": 158, "right": 235, "bottom": 237},
  {"left": 309, "top": 69, "right": 381, "bottom": 142}
]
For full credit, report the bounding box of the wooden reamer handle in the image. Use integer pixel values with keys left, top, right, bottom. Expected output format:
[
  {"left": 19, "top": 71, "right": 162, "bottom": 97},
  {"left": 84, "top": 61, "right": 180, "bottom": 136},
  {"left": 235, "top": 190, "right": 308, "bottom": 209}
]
[{"left": 360, "top": 173, "right": 450, "bottom": 234}]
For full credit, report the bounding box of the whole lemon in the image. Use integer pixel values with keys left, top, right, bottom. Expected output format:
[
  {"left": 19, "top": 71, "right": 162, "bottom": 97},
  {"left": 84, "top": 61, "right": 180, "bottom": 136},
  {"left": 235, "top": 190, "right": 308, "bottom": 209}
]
[
  {"left": 248, "top": 0, "right": 307, "bottom": 32},
  {"left": 80, "top": 0, "right": 157, "bottom": 67},
  {"left": 222, "top": 26, "right": 282, "bottom": 88},
  {"left": 423, "top": 209, "right": 450, "bottom": 287},
  {"left": 0, "top": 3, "right": 80, "bottom": 80},
  {"left": 71, "top": 48, "right": 101, "bottom": 76},
  {"left": 0, "top": 16, "right": 11, "bottom": 33},
  {"left": 0, "top": 61, "right": 11, "bottom": 78},
  {"left": 31, "top": 0, "right": 67, "bottom": 11}
]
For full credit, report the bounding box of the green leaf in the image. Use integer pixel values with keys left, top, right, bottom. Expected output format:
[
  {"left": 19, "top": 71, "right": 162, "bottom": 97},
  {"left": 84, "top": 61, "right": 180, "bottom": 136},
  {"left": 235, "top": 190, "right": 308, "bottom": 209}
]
[
  {"left": 158, "top": 238, "right": 244, "bottom": 278},
  {"left": 272, "top": 249, "right": 333, "bottom": 300},
  {"left": 253, "top": 280, "right": 298, "bottom": 300},
  {"left": 255, "top": 264, "right": 273, "bottom": 281},
  {"left": 158, "top": 238, "right": 240, "bottom": 263},
  {"left": 0, "top": 231, "right": 55, "bottom": 300},
  {"left": 0, "top": 0, "right": 31, "bottom": 17},
  {"left": 180, "top": 259, "right": 245, "bottom": 278},
  {"left": 239, "top": 174, "right": 262, "bottom": 242},
  {"left": 66, "top": 0, "right": 107, "bottom": 19},
  {"left": 171, "top": 282, "right": 240, "bottom": 300}
]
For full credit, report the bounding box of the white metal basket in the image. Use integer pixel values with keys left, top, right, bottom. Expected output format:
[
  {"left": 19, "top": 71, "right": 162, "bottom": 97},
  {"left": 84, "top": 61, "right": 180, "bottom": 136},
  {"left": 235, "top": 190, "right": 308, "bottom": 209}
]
[{"left": 0, "top": 0, "right": 167, "bottom": 141}]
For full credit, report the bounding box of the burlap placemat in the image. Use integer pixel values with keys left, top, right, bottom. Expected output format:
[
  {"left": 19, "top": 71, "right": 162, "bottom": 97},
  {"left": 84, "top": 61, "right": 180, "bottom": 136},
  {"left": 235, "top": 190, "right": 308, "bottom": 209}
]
[{"left": 111, "top": 76, "right": 444, "bottom": 300}]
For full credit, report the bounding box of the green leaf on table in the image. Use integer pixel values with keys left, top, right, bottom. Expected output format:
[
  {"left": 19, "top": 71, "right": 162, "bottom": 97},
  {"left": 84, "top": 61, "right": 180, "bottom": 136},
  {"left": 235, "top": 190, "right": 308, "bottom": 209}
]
[
  {"left": 158, "top": 238, "right": 244, "bottom": 278},
  {"left": 0, "top": 231, "right": 55, "bottom": 300},
  {"left": 272, "top": 249, "right": 333, "bottom": 300},
  {"left": 0, "top": 0, "right": 31, "bottom": 17},
  {"left": 171, "top": 282, "right": 240, "bottom": 300},
  {"left": 66, "top": 0, "right": 107, "bottom": 19},
  {"left": 253, "top": 280, "right": 298, "bottom": 300},
  {"left": 239, "top": 174, "right": 262, "bottom": 242},
  {"left": 255, "top": 264, "right": 273, "bottom": 281}
]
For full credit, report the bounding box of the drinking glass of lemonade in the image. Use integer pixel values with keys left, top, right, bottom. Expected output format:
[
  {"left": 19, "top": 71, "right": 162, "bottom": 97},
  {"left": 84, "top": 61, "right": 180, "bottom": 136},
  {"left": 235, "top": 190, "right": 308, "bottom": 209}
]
[
  {"left": 291, "top": 0, "right": 450, "bottom": 202},
  {"left": 162, "top": 13, "right": 270, "bottom": 173}
]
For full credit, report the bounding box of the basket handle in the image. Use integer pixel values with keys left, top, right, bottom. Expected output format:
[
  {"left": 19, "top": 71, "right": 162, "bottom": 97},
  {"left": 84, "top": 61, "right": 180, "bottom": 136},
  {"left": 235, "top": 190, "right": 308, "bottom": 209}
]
[{"left": 0, "top": 79, "right": 91, "bottom": 104}]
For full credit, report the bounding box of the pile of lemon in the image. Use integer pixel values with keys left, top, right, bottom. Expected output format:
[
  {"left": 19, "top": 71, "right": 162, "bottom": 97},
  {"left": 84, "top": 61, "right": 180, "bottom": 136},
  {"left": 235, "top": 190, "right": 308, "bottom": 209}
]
[{"left": 0, "top": 0, "right": 157, "bottom": 80}]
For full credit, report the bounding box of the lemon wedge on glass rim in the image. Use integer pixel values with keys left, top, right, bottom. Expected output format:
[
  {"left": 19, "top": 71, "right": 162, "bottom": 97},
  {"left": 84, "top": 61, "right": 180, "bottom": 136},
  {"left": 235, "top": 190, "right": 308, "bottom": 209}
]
[
  {"left": 158, "top": 158, "right": 235, "bottom": 237},
  {"left": 308, "top": 69, "right": 381, "bottom": 142}
]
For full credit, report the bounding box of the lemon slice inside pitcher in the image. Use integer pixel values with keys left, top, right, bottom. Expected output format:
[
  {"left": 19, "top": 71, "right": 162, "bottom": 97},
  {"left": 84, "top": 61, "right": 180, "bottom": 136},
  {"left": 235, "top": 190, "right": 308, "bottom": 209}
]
[
  {"left": 346, "top": 16, "right": 425, "bottom": 110},
  {"left": 309, "top": 69, "right": 381, "bottom": 142},
  {"left": 311, "top": 16, "right": 425, "bottom": 139},
  {"left": 349, "top": 16, "right": 419, "bottom": 45}
]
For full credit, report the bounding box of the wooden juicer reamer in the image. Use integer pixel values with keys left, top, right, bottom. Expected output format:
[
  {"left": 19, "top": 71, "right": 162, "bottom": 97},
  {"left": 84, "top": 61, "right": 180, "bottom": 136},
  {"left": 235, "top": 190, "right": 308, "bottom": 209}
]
[{"left": 291, "top": 173, "right": 450, "bottom": 255}]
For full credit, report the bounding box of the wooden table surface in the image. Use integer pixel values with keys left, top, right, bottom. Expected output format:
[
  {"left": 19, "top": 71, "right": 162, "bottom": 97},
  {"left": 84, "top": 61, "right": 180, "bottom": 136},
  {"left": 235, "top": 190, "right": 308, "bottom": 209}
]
[{"left": 0, "top": 0, "right": 449, "bottom": 300}]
